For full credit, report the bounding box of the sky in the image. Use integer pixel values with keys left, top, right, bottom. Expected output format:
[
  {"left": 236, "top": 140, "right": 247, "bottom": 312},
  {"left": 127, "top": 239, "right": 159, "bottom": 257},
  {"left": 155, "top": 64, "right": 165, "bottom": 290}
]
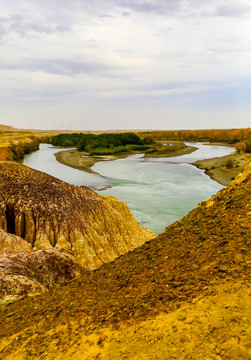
[{"left": 0, "top": 0, "right": 251, "bottom": 130}]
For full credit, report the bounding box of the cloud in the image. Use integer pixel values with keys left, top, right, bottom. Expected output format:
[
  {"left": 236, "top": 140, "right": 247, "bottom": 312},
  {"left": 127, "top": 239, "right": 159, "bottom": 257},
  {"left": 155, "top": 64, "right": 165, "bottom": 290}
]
[
  {"left": 215, "top": 4, "right": 251, "bottom": 17},
  {"left": 0, "top": 19, "right": 6, "bottom": 38},
  {"left": 116, "top": 0, "right": 181, "bottom": 14},
  {"left": 0, "top": 0, "right": 250, "bottom": 129},
  {"left": 200, "top": 0, "right": 251, "bottom": 18},
  {"left": 1, "top": 59, "right": 110, "bottom": 76},
  {"left": 0, "top": 13, "right": 72, "bottom": 36}
]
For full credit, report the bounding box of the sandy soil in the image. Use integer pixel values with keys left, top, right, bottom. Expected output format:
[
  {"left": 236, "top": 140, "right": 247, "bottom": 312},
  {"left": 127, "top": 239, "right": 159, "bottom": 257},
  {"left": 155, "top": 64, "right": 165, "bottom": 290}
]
[
  {"left": 54, "top": 150, "right": 130, "bottom": 174},
  {"left": 55, "top": 150, "right": 99, "bottom": 174},
  {"left": 2, "top": 280, "right": 250, "bottom": 360},
  {"left": 192, "top": 152, "right": 251, "bottom": 186},
  {"left": 62, "top": 281, "right": 251, "bottom": 360}
]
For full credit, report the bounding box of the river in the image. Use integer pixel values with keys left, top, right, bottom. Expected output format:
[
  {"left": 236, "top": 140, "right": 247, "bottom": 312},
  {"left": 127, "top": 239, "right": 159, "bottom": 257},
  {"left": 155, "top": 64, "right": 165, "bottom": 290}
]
[{"left": 22, "top": 143, "right": 235, "bottom": 234}]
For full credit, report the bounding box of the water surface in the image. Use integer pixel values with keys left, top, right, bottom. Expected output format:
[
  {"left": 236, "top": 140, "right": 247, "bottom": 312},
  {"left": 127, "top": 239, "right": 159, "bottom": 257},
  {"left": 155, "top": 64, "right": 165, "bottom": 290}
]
[
  {"left": 22, "top": 143, "right": 235, "bottom": 234},
  {"left": 22, "top": 144, "right": 111, "bottom": 189},
  {"left": 93, "top": 143, "right": 235, "bottom": 234}
]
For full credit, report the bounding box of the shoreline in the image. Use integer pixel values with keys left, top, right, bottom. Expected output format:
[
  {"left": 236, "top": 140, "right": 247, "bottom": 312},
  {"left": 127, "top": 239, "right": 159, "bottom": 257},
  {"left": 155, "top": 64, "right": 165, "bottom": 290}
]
[
  {"left": 192, "top": 152, "right": 251, "bottom": 186},
  {"left": 55, "top": 150, "right": 99, "bottom": 175},
  {"left": 54, "top": 145, "right": 197, "bottom": 175},
  {"left": 143, "top": 145, "right": 197, "bottom": 158}
]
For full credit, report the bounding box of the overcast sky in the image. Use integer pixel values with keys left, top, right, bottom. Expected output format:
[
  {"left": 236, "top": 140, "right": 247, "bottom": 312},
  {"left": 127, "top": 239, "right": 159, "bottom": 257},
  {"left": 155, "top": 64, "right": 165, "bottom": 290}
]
[{"left": 0, "top": 0, "right": 251, "bottom": 130}]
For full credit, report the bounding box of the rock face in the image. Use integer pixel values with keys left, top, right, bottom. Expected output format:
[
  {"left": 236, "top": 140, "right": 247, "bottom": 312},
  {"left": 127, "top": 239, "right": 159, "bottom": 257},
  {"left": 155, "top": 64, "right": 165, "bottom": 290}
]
[
  {"left": 0, "top": 161, "right": 155, "bottom": 269},
  {"left": 0, "top": 248, "right": 87, "bottom": 303}
]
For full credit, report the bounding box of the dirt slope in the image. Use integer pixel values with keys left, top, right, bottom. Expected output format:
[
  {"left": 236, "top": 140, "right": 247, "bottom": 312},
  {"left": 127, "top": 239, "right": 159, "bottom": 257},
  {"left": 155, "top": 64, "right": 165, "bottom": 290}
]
[{"left": 0, "top": 163, "right": 250, "bottom": 359}]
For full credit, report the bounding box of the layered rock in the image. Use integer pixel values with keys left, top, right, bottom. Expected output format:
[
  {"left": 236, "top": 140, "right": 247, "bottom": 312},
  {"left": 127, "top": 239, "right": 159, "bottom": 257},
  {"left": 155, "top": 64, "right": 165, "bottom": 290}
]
[
  {"left": 0, "top": 248, "right": 87, "bottom": 303},
  {"left": 0, "top": 161, "right": 155, "bottom": 269}
]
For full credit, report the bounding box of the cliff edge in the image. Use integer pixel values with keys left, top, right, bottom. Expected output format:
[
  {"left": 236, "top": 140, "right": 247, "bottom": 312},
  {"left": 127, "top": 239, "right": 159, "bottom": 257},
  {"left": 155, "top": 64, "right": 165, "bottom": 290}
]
[{"left": 0, "top": 161, "right": 155, "bottom": 270}]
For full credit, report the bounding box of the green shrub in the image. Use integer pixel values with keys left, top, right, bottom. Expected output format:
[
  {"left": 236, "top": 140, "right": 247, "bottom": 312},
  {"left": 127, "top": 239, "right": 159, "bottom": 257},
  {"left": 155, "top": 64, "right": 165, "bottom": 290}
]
[
  {"left": 244, "top": 141, "right": 251, "bottom": 153},
  {"left": 89, "top": 144, "right": 149, "bottom": 156},
  {"left": 51, "top": 132, "right": 144, "bottom": 151},
  {"left": 143, "top": 136, "right": 156, "bottom": 145},
  {"left": 225, "top": 159, "right": 234, "bottom": 169}
]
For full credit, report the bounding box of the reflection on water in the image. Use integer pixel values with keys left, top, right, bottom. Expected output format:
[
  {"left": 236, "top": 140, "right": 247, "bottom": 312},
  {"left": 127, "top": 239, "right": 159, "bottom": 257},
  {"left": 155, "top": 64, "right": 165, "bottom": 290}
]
[{"left": 22, "top": 143, "right": 235, "bottom": 234}]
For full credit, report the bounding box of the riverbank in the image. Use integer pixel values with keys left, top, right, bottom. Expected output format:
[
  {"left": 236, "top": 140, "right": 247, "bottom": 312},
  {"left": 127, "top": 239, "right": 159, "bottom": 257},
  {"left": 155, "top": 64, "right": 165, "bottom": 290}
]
[
  {"left": 144, "top": 145, "right": 197, "bottom": 158},
  {"left": 55, "top": 150, "right": 131, "bottom": 175},
  {"left": 192, "top": 152, "right": 251, "bottom": 186},
  {"left": 55, "top": 145, "right": 197, "bottom": 174},
  {"left": 55, "top": 150, "right": 99, "bottom": 174}
]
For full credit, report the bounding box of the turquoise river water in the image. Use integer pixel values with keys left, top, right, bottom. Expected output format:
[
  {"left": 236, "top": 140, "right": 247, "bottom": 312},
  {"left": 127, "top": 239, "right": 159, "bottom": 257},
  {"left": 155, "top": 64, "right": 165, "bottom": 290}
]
[{"left": 22, "top": 143, "right": 235, "bottom": 234}]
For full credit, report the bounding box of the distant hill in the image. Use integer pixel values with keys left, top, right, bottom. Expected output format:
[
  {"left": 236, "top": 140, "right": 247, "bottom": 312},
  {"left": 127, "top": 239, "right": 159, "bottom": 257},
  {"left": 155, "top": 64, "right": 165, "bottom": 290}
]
[{"left": 0, "top": 124, "right": 17, "bottom": 131}]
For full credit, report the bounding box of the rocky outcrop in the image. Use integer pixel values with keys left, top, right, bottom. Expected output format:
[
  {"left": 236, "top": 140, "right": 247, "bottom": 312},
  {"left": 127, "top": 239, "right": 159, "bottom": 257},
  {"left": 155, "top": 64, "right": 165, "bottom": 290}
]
[
  {"left": 0, "top": 229, "right": 32, "bottom": 253},
  {"left": 0, "top": 248, "right": 87, "bottom": 303},
  {"left": 0, "top": 161, "right": 155, "bottom": 269}
]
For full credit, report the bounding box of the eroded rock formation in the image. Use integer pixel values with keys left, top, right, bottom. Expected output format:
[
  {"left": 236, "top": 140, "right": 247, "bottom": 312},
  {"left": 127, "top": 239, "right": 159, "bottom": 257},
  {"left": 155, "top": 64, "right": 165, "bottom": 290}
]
[
  {"left": 0, "top": 161, "right": 155, "bottom": 269},
  {"left": 0, "top": 248, "right": 87, "bottom": 303}
]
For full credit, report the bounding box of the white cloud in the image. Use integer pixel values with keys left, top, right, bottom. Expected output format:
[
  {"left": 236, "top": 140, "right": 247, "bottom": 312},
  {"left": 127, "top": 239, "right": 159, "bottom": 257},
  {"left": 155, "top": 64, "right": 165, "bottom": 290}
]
[{"left": 0, "top": 0, "right": 250, "bottom": 129}]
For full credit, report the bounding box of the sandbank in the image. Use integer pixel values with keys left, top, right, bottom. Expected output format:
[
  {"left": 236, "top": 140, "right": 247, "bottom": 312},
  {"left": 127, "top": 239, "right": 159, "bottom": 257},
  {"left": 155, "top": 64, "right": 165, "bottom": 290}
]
[
  {"left": 192, "top": 152, "right": 251, "bottom": 186},
  {"left": 55, "top": 150, "right": 99, "bottom": 174},
  {"left": 144, "top": 145, "right": 197, "bottom": 158}
]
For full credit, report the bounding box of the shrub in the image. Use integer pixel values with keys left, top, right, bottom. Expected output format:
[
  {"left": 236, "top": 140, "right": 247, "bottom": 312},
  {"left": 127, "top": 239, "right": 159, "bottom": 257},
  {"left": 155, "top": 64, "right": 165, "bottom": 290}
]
[
  {"left": 63, "top": 140, "right": 74, "bottom": 146},
  {"left": 235, "top": 142, "right": 246, "bottom": 153},
  {"left": 143, "top": 136, "right": 156, "bottom": 145},
  {"left": 53, "top": 132, "right": 144, "bottom": 151},
  {"left": 225, "top": 159, "right": 234, "bottom": 169},
  {"left": 244, "top": 141, "right": 251, "bottom": 153}
]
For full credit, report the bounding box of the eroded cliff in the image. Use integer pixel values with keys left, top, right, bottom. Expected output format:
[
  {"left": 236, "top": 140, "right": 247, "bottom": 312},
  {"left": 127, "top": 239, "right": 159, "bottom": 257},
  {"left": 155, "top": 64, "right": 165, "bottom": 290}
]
[{"left": 0, "top": 161, "right": 155, "bottom": 269}]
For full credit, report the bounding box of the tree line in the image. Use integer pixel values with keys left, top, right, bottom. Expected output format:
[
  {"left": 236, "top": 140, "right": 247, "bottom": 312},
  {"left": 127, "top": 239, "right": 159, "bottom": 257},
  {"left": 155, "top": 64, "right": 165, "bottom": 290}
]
[
  {"left": 136, "top": 128, "right": 251, "bottom": 153},
  {"left": 50, "top": 132, "right": 145, "bottom": 153}
]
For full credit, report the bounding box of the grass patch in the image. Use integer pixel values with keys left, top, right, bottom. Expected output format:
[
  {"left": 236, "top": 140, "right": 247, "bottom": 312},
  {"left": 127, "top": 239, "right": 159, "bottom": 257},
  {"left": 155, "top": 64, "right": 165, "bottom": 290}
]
[
  {"left": 145, "top": 142, "right": 185, "bottom": 155},
  {"left": 90, "top": 144, "right": 150, "bottom": 156}
]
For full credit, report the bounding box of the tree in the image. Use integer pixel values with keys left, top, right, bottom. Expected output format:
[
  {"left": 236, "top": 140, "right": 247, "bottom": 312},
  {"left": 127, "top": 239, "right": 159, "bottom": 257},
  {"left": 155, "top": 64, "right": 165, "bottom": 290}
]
[
  {"left": 235, "top": 142, "right": 246, "bottom": 153},
  {"left": 143, "top": 136, "right": 156, "bottom": 145}
]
